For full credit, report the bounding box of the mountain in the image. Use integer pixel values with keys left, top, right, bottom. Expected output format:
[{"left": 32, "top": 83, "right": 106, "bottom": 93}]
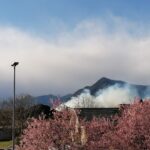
[
  {"left": 34, "top": 77, "right": 150, "bottom": 105},
  {"left": 72, "top": 77, "right": 149, "bottom": 97},
  {"left": 73, "top": 77, "right": 125, "bottom": 96},
  {"left": 34, "top": 94, "right": 72, "bottom": 105}
]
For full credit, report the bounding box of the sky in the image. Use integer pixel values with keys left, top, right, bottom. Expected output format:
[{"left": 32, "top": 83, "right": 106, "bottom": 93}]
[{"left": 1, "top": 0, "right": 150, "bottom": 98}]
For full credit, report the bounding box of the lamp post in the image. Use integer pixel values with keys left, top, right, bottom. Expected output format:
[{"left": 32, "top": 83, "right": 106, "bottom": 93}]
[{"left": 11, "top": 62, "right": 19, "bottom": 150}]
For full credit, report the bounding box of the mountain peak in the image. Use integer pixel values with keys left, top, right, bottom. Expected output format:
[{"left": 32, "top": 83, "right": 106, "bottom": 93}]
[
  {"left": 98, "top": 77, "right": 124, "bottom": 83},
  {"left": 100, "top": 77, "right": 111, "bottom": 81},
  {"left": 89, "top": 77, "right": 125, "bottom": 95}
]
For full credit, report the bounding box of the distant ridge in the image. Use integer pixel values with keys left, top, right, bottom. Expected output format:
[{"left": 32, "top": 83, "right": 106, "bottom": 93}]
[
  {"left": 34, "top": 77, "right": 150, "bottom": 105},
  {"left": 73, "top": 77, "right": 125, "bottom": 96}
]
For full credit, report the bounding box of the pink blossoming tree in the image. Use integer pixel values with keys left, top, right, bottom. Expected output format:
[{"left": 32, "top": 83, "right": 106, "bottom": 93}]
[{"left": 17, "top": 100, "right": 150, "bottom": 150}]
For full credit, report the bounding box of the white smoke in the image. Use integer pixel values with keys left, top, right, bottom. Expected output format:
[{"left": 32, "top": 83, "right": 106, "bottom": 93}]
[
  {"left": 64, "top": 89, "right": 94, "bottom": 108},
  {"left": 64, "top": 84, "right": 138, "bottom": 108}
]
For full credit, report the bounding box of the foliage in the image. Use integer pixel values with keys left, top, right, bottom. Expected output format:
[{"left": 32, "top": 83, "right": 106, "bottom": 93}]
[
  {"left": 17, "top": 109, "right": 84, "bottom": 150},
  {"left": 17, "top": 100, "right": 150, "bottom": 150},
  {"left": 0, "top": 95, "right": 34, "bottom": 128},
  {"left": 0, "top": 95, "right": 35, "bottom": 140},
  {"left": 25, "top": 104, "right": 51, "bottom": 119}
]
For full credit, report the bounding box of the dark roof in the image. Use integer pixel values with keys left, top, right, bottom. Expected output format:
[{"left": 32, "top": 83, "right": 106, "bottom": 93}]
[{"left": 78, "top": 108, "right": 119, "bottom": 120}]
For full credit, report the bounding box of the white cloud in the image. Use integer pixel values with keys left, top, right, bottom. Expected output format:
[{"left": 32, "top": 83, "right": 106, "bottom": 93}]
[{"left": 1, "top": 16, "right": 150, "bottom": 97}]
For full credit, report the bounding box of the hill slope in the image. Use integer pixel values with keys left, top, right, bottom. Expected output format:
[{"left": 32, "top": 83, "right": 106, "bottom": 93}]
[{"left": 34, "top": 77, "right": 150, "bottom": 105}]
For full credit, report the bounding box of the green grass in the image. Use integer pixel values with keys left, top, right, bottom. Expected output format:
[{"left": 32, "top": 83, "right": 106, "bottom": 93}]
[{"left": 0, "top": 140, "right": 12, "bottom": 149}]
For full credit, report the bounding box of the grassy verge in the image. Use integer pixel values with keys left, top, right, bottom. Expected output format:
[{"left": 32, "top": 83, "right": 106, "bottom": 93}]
[{"left": 0, "top": 140, "right": 12, "bottom": 149}]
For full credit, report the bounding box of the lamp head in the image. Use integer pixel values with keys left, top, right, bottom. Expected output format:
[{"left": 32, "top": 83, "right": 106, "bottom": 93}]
[{"left": 11, "top": 62, "right": 19, "bottom": 67}]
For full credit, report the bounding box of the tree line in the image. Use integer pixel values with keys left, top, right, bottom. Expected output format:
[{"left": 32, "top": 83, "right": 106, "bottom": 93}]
[{"left": 0, "top": 95, "right": 34, "bottom": 138}]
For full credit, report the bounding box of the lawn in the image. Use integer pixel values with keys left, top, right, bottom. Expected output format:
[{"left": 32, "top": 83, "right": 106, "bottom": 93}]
[{"left": 0, "top": 140, "right": 12, "bottom": 149}]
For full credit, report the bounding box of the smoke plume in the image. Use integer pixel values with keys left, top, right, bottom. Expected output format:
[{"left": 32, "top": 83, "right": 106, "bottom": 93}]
[{"left": 64, "top": 84, "right": 138, "bottom": 108}]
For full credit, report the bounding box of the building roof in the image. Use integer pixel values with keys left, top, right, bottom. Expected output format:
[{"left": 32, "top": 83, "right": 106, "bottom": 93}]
[{"left": 77, "top": 108, "right": 119, "bottom": 121}]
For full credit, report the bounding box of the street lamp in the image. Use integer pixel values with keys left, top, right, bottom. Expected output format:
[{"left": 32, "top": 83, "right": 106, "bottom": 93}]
[{"left": 11, "top": 62, "right": 19, "bottom": 150}]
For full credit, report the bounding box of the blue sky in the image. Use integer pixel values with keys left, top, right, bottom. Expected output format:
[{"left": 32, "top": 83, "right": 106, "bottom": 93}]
[
  {"left": 0, "top": 0, "right": 150, "bottom": 34},
  {"left": 0, "top": 0, "right": 150, "bottom": 98}
]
